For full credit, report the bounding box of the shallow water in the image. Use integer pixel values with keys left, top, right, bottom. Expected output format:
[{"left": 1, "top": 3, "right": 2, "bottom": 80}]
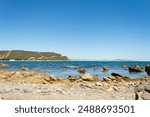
[{"left": 0, "top": 61, "right": 150, "bottom": 79}]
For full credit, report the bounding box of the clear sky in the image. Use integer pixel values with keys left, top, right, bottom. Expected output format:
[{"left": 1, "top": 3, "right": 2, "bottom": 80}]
[{"left": 0, "top": 0, "right": 150, "bottom": 60}]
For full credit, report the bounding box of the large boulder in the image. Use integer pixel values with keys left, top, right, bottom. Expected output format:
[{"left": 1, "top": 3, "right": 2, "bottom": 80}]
[
  {"left": 93, "top": 74, "right": 99, "bottom": 82},
  {"left": 103, "top": 76, "right": 111, "bottom": 81},
  {"left": 81, "top": 73, "right": 93, "bottom": 81},
  {"left": 102, "top": 66, "right": 109, "bottom": 72},
  {"left": 135, "top": 83, "right": 150, "bottom": 100},
  {"left": 78, "top": 68, "right": 86, "bottom": 74},
  {"left": 102, "top": 73, "right": 129, "bottom": 82},
  {"left": 129, "top": 65, "right": 144, "bottom": 72},
  {"left": 111, "top": 73, "right": 129, "bottom": 81},
  {"left": 145, "top": 65, "right": 150, "bottom": 76}
]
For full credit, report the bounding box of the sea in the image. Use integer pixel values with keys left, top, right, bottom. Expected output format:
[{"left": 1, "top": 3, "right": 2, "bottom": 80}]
[{"left": 0, "top": 61, "right": 150, "bottom": 79}]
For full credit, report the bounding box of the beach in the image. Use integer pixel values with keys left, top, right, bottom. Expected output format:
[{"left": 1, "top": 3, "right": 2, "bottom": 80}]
[{"left": 0, "top": 69, "right": 150, "bottom": 100}]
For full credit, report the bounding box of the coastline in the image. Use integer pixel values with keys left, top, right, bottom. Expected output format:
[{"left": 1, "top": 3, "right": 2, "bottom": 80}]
[
  {"left": 0, "top": 61, "right": 149, "bottom": 78},
  {"left": 0, "top": 70, "right": 150, "bottom": 100},
  {"left": 0, "top": 60, "right": 71, "bottom": 62}
]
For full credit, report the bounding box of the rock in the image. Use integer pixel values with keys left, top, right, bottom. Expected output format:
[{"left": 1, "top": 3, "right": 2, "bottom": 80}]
[
  {"left": 93, "top": 74, "right": 99, "bottom": 82},
  {"left": 49, "top": 75, "right": 58, "bottom": 81},
  {"left": 141, "top": 92, "right": 150, "bottom": 100},
  {"left": 80, "top": 83, "right": 94, "bottom": 89},
  {"left": 44, "top": 76, "right": 51, "bottom": 82},
  {"left": 135, "top": 91, "right": 143, "bottom": 100},
  {"left": 135, "top": 85, "right": 144, "bottom": 92},
  {"left": 122, "top": 65, "right": 128, "bottom": 70},
  {"left": 111, "top": 72, "right": 124, "bottom": 77},
  {"left": 78, "top": 68, "right": 86, "bottom": 74},
  {"left": 103, "top": 74, "right": 126, "bottom": 81},
  {"left": 144, "top": 86, "right": 150, "bottom": 93},
  {"left": 96, "top": 82, "right": 102, "bottom": 86},
  {"left": 56, "top": 89, "right": 64, "bottom": 94},
  {"left": 0, "top": 63, "right": 9, "bottom": 67},
  {"left": 107, "top": 87, "right": 114, "bottom": 92},
  {"left": 108, "top": 76, "right": 116, "bottom": 80},
  {"left": 145, "top": 65, "right": 150, "bottom": 76},
  {"left": 21, "top": 67, "right": 29, "bottom": 71},
  {"left": 113, "top": 86, "right": 119, "bottom": 91},
  {"left": 68, "top": 75, "right": 77, "bottom": 81},
  {"left": 58, "top": 78, "right": 67, "bottom": 82},
  {"left": 93, "top": 67, "right": 98, "bottom": 70},
  {"left": 103, "top": 76, "right": 110, "bottom": 81},
  {"left": 129, "top": 65, "right": 144, "bottom": 72},
  {"left": 62, "top": 68, "right": 67, "bottom": 71},
  {"left": 102, "top": 66, "right": 109, "bottom": 72},
  {"left": 135, "top": 83, "right": 150, "bottom": 100},
  {"left": 81, "top": 73, "right": 93, "bottom": 81}
]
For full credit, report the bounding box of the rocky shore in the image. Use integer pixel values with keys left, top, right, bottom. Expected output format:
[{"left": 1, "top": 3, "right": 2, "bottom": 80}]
[{"left": 0, "top": 69, "right": 150, "bottom": 100}]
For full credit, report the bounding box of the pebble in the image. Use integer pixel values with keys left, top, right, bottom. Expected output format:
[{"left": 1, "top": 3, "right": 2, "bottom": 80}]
[
  {"left": 96, "top": 82, "right": 102, "bottom": 86},
  {"left": 113, "top": 86, "right": 119, "bottom": 91}
]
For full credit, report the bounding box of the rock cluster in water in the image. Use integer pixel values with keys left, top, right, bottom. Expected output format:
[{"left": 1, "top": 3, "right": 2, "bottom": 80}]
[
  {"left": 78, "top": 68, "right": 86, "bottom": 74},
  {"left": 102, "top": 66, "right": 109, "bottom": 72},
  {"left": 0, "top": 63, "right": 150, "bottom": 100}
]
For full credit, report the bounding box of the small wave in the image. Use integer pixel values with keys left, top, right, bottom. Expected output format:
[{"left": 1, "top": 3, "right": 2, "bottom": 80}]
[{"left": 66, "top": 66, "right": 79, "bottom": 69}]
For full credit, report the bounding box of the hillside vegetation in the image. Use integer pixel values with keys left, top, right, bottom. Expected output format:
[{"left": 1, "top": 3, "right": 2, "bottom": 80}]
[{"left": 0, "top": 50, "right": 69, "bottom": 60}]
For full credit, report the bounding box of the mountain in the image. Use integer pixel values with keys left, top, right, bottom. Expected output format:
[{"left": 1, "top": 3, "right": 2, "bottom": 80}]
[{"left": 0, "top": 50, "right": 69, "bottom": 61}]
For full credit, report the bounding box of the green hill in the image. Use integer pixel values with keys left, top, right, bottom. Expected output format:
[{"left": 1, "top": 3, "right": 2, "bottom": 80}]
[{"left": 0, "top": 50, "right": 69, "bottom": 61}]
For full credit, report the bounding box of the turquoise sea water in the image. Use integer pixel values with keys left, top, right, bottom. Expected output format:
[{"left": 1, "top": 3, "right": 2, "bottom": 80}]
[{"left": 0, "top": 61, "right": 150, "bottom": 79}]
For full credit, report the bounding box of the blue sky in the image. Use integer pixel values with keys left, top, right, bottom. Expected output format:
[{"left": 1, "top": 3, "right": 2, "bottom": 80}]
[{"left": 0, "top": 0, "right": 150, "bottom": 60}]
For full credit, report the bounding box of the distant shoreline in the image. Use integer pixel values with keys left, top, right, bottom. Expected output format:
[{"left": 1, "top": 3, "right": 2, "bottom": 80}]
[
  {"left": 0, "top": 50, "right": 69, "bottom": 61},
  {"left": 0, "top": 60, "right": 150, "bottom": 62},
  {"left": 0, "top": 59, "right": 70, "bottom": 61}
]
